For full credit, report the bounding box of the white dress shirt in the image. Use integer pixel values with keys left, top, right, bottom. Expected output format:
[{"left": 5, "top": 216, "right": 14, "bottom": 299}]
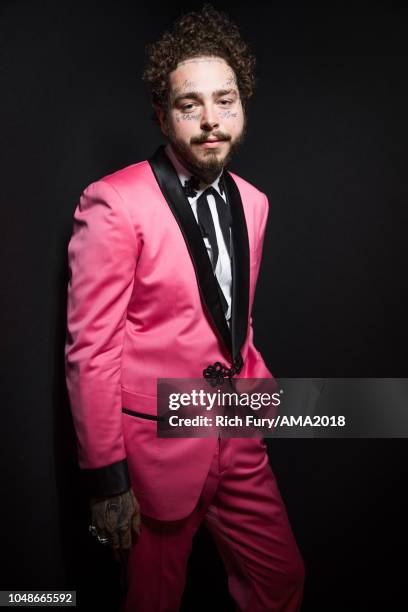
[{"left": 164, "top": 143, "right": 232, "bottom": 326}]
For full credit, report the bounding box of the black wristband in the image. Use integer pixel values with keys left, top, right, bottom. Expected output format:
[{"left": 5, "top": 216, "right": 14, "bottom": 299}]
[{"left": 82, "top": 458, "right": 131, "bottom": 498}]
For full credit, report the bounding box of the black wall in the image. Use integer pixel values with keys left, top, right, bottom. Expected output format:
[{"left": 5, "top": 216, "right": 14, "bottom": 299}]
[{"left": 1, "top": 1, "right": 407, "bottom": 610}]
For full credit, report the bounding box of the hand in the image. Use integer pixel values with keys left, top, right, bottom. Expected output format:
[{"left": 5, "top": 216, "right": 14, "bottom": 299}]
[{"left": 90, "top": 488, "right": 141, "bottom": 563}]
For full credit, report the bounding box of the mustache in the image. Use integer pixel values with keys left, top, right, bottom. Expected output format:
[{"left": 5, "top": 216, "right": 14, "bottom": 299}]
[{"left": 191, "top": 133, "right": 231, "bottom": 144}]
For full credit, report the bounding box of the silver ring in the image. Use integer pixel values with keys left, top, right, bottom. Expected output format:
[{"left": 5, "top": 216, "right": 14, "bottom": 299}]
[
  {"left": 89, "top": 524, "right": 109, "bottom": 545},
  {"left": 97, "top": 534, "right": 110, "bottom": 545}
]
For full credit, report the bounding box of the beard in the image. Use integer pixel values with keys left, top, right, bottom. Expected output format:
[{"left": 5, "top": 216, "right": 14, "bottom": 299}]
[{"left": 165, "top": 116, "right": 247, "bottom": 184}]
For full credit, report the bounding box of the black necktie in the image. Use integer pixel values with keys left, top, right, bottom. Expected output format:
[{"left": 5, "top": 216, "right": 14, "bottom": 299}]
[
  {"left": 182, "top": 175, "right": 232, "bottom": 268},
  {"left": 182, "top": 176, "right": 232, "bottom": 316},
  {"left": 196, "top": 186, "right": 232, "bottom": 267}
]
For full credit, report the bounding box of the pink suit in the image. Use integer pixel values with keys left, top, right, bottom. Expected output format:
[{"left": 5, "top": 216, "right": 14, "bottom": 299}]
[{"left": 64, "top": 145, "right": 305, "bottom": 610}]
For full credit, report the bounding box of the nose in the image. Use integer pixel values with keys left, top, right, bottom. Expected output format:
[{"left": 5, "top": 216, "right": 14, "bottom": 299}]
[{"left": 200, "top": 103, "right": 219, "bottom": 131}]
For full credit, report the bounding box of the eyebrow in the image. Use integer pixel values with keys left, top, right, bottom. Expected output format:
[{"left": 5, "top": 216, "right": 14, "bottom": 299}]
[{"left": 172, "top": 88, "right": 238, "bottom": 105}]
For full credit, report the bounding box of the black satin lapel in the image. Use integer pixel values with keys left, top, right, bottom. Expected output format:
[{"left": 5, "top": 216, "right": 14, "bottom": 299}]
[
  {"left": 148, "top": 145, "right": 232, "bottom": 356},
  {"left": 222, "top": 170, "right": 250, "bottom": 361}
]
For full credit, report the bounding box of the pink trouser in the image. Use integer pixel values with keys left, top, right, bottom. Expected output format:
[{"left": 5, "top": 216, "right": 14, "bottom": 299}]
[{"left": 123, "top": 437, "right": 305, "bottom": 612}]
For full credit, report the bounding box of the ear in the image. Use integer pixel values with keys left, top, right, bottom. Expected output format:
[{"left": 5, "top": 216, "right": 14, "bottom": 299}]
[{"left": 155, "top": 106, "right": 168, "bottom": 136}]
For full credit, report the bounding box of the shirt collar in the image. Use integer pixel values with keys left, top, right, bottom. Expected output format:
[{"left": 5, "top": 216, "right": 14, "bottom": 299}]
[{"left": 164, "top": 142, "right": 225, "bottom": 199}]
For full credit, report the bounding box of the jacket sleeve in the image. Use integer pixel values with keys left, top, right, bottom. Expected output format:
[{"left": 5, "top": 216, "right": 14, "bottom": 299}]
[
  {"left": 64, "top": 179, "right": 138, "bottom": 497},
  {"left": 246, "top": 192, "right": 275, "bottom": 379}
]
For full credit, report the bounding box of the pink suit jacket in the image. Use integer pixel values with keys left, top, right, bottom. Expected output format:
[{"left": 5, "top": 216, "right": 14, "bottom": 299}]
[{"left": 65, "top": 145, "right": 274, "bottom": 521}]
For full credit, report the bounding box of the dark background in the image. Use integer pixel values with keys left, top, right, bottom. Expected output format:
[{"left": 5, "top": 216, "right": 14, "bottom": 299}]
[{"left": 1, "top": 0, "right": 407, "bottom": 610}]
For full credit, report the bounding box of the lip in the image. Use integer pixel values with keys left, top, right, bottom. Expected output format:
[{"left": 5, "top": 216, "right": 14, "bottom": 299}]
[{"left": 198, "top": 140, "right": 224, "bottom": 148}]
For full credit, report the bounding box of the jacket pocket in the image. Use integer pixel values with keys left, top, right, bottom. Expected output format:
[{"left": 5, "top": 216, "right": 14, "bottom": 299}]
[{"left": 122, "top": 407, "right": 165, "bottom": 422}]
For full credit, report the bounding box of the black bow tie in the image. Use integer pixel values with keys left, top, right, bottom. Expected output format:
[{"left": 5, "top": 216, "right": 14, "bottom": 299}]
[
  {"left": 182, "top": 173, "right": 226, "bottom": 198},
  {"left": 182, "top": 175, "right": 201, "bottom": 198}
]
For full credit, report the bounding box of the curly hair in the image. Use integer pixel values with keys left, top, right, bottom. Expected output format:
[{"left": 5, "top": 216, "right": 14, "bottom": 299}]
[{"left": 142, "top": 3, "right": 256, "bottom": 122}]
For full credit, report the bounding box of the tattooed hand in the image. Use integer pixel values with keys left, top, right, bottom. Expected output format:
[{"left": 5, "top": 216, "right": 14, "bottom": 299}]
[{"left": 90, "top": 488, "right": 141, "bottom": 563}]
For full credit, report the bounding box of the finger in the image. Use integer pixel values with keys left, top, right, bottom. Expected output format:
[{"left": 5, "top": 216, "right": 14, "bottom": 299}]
[
  {"left": 114, "top": 545, "right": 129, "bottom": 566},
  {"left": 112, "top": 546, "right": 121, "bottom": 563},
  {"left": 132, "top": 511, "right": 141, "bottom": 532},
  {"left": 110, "top": 526, "right": 131, "bottom": 565},
  {"left": 131, "top": 512, "right": 141, "bottom": 541},
  {"left": 109, "top": 527, "right": 121, "bottom": 557},
  {"left": 119, "top": 524, "right": 132, "bottom": 551},
  {"left": 93, "top": 507, "right": 112, "bottom": 539}
]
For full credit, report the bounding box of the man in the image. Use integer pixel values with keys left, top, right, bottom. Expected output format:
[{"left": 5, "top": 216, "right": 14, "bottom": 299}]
[{"left": 64, "top": 4, "right": 305, "bottom": 611}]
